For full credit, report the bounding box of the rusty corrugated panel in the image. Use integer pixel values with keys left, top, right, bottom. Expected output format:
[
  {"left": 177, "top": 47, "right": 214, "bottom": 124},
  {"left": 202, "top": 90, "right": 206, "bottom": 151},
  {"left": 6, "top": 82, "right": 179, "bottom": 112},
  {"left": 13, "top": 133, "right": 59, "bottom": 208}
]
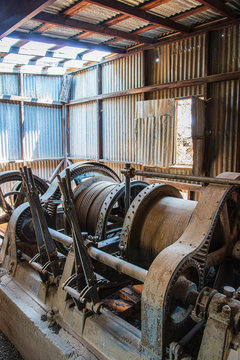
[
  {"left": 148, "top": 85, "right": 205, "bottom": 99},
  {"left": 23, "top": 104, "right": 62, "bottom": 160},
  {"left": 22, "top": 74, "right": 62, "bottom": 100},
  {"left": 0, "top": 101, "right": 21, "bottom": 161},
  {"left": 208, "top": 80, "right": 239, "bottom": 177},
  {"left": 70, "top": 67, "right": 97, "bottom": 100},
  {"left": 209, "top": 24, "right": 240, "bottom": 75},
  {"left": 0, "top": 73, "right": 19, "bottom": 95},
  {"left": 146, "top": 34, "right": 205, "bottom": 85},
  {"left": 135, "top": 99, "right": 175, "bottom": 167},
  {"left": 102, "top": 53, "right": 143, "bottom": 93},
  {"left": 150, "top": 0, "right": 200, "bottom": 17},
  {"left": 102, "top": 94, "right": 142, "bottom": 162},
  {"left": 44, "top": 0, "right": 77, "bottom": 14},
  {"left": 69, "top": 102, "right": 98, "bottom": 159}
]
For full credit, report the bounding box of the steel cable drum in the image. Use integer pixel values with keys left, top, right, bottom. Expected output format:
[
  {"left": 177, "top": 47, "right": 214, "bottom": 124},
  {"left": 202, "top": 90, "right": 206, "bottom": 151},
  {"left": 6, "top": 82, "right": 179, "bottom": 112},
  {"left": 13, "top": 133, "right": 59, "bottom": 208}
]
[
  {"left": 120, "top": 183, "right": 197, "bottom": 269},
  {"left": 74, "top": 178, "right": 148, "bottom": 239}
]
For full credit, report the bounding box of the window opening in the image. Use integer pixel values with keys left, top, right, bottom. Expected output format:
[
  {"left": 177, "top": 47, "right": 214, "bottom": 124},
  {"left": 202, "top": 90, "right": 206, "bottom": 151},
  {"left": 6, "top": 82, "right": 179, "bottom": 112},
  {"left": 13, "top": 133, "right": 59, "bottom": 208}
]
[{"left": 175, "top": 98, "right": 193, "bottom": 167}]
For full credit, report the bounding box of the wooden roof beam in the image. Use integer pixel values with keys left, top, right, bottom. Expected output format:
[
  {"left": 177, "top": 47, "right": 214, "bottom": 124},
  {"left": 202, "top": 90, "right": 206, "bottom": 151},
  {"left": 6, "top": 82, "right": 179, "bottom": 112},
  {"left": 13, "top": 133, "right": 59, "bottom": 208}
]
[
  {"left": 35, "top": 12, "right": 155, "bottom": 43},
  {"left": 85, "top": 0, "right": 191, "bottom": 33},
  {"left": 196, "top": 0, "right": 238, "bottom": 19},
  {"left": 0, "top": 0, "right": 56, "bottom": 38},
  {"left": 10, "top": 31, "right": 126, "bottom": 54}
]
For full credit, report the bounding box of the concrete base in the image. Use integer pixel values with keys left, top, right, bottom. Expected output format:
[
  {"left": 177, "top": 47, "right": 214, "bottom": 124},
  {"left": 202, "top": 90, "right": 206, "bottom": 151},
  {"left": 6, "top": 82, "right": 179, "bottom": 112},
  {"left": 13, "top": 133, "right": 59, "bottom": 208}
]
[{"left": 0, "top": 274, "right": 98, "bottom": 360}]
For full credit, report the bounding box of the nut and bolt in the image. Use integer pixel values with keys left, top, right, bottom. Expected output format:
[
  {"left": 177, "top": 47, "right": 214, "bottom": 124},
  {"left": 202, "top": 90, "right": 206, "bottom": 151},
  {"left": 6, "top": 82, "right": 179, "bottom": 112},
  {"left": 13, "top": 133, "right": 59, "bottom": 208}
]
[{"left": 223, "top": 286, "right": 235, "bottom": 299}]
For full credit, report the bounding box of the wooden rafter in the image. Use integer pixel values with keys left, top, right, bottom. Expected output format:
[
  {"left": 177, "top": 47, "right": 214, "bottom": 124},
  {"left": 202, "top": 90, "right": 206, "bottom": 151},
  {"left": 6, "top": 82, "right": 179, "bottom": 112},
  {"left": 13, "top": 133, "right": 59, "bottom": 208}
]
[
  {"left": 34, "top": 12, "right": 155, "bottom": 44},
  {"left": 171, "top": 5, "right": 208, "bottom": 21},
  {"left": 0, "top": 0, "right": 56, "bottom": 38},
  {"left": 84, "top": 0, "right": 190, "bottom": 33},
  {"left": 10, "top": 31, "right": 126, "bottom": 54},
  {"left": 196, "top": 0, "right": 237, "bottom": 18}
]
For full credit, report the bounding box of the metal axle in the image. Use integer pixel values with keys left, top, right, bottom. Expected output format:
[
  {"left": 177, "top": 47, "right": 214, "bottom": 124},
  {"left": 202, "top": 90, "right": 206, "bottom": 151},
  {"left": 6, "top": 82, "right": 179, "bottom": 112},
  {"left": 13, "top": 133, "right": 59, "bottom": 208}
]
[{"left": 49, "top": 228, "right": 147, "bottom": 283}]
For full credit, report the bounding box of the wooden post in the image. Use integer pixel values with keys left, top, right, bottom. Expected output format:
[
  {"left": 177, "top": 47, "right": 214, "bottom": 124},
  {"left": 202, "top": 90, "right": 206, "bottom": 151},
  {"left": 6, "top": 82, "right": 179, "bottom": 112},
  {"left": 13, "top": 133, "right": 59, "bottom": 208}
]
[{"left": 97, "top": 64, "right": 103, "bottom": 160}]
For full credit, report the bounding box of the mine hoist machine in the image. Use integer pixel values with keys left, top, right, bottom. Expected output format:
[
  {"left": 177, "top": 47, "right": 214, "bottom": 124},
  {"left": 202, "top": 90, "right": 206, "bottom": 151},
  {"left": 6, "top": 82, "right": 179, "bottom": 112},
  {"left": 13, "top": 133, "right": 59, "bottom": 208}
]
[{"left": 0, "top": 162, "right": 240, "bottom": 360}]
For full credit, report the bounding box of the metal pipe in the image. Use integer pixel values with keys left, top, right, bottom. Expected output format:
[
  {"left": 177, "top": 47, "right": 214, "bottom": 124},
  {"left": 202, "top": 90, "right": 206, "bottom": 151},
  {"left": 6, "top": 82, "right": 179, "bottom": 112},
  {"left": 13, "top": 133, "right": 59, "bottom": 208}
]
[
  {"left": 49, "top": 228, "right": 147, "bottom": 283},
  {"left": 121, "top": 168, "right": 240, "bottom": 187}
]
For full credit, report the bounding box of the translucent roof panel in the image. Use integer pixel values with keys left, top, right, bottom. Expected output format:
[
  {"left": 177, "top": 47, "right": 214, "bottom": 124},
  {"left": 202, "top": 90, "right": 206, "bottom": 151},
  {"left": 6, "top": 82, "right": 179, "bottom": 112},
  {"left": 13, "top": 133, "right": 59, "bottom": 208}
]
[
  {"left": 53, "top": 46, "right": 87, "bottom": 59},
  {"left": 82, "top": 50, "right": 111, "bottom": 61},
  {"left": 19, "top": 41, "right": 56, "bottom": 56},
  {"left": 0, "top": 37, "right": 20, "bottom": 52},
  {"left": 20, "top": 65, "right": 45, "bottom": 74},
  {"left": 36, "top": 57, "right": 65, "bottom": 66},
  {"left": 47, "top": 66, "right": 66, "bottom": 75},
  {"left": 63, "top": 59, "right": 86, "bottom": 68},
  {"left": 3, "top": 54, "right": 34, "bottom": 65}
]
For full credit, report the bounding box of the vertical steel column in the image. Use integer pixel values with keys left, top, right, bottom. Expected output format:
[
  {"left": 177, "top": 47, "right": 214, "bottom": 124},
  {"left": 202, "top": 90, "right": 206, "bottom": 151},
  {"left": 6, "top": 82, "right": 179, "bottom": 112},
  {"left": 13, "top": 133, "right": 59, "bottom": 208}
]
[{"left": 124, "top": 163, "right": 131, "bottom": 213}]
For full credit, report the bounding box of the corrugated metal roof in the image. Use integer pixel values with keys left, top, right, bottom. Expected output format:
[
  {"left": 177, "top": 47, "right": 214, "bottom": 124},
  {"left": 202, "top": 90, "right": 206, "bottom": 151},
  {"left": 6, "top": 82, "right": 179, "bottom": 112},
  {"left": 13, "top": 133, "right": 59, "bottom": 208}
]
[
  {"left": 19, "top": 20, "right": 43, "bottom": 31},
  {"left": 111, "top": 39, "right": 136, "bottom": 48},
  {"left": 110, "top": 17, "right": 150, "bottom": 32},
  {"left": 150, "top": 0, "right": 201, "bottom": 17},
  {"left": 45, "top": 25, "right": 81, "bottom": 38},
  {"left": 81, "top": 33, "right": 114, "bottom": 43},
  {"left": 71, "top": 5, "right": 119, "bottom": 24},
  {"left": 44, "top": 0, "right": 77, "bottom": 14},
  {"left": 140, "top": 27, "right": 173, "bottom": 39},
  {"left": 178, "top": 9, "right": 222, "bottom": 27}
]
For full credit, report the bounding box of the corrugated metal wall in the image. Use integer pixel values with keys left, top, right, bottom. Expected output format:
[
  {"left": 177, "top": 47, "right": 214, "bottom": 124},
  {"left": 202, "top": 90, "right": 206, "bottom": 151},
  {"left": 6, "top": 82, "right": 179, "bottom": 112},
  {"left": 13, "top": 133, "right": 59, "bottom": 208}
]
[
  {"left": 22, "top": 74, "right": 62, "bottom": 100},
  {"left": 23, "top": 104, "right": 62, "bottom": 160},
  {"left": 0, "top": 101, "right": 21, "bottom": 161},
  {"left": 209, "top": 24, "right": 240, "bottom": 74},
  {"left": 70, "top": 67, "right": 97, "bottom": 100},
  {"left": 69, "top": 102, "right": 98, "bottom": 159},
  {"left": 102, "top": 94, "right": 142, "bottom": 162},
  {"left": 0, "top": 73, "right": 19, "bottom": 95},
  {"left": 146, "top": 34, "right": 206, "bottom": 84},
  {"left": 0, "top": 74, "right": 63, "bottom": 180},
  {"left": 208, "top": 80, "right": 239, "bottom": 176},
  {"left": 102, "top": 53, "right": 143, "bottom": 93}
]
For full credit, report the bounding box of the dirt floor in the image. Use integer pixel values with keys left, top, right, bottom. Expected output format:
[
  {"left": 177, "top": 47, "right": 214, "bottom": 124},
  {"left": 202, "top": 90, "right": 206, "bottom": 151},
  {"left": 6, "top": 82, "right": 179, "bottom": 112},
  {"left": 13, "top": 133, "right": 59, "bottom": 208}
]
[{"left": 0, "top": 330, "right": 23, "bottom": 360}]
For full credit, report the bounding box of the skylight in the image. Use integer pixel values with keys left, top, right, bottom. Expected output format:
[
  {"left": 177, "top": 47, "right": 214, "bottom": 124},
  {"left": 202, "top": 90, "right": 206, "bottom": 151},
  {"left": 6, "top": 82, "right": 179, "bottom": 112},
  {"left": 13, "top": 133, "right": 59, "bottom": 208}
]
[
  {"left": 19, "top": 41, "right": 56, "bottom": 56},
  {"left": 82, "top": 50, "right": 111, "bottom": 61},
  {"left": 0, "top": 37, "right": 19, "bottom": 52},
  {"left": 36, "top": 57, "right": 65, "bottom": 66},
  {"left": 53, "top": 46, "right": 87, "bottom": 59},
  {"left": 3, "top": 54, "right": 34, "bottom": 65},
  {"left": 63, "top": 60, "right": 86, "bottom": 68}
]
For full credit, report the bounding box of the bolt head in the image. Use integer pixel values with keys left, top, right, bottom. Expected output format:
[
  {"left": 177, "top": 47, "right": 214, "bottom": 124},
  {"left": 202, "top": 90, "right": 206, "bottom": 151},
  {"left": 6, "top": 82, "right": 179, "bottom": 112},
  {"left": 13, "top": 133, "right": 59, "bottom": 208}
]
[{"left": 223, "top": 286, "right": 235, "bottom": 298}]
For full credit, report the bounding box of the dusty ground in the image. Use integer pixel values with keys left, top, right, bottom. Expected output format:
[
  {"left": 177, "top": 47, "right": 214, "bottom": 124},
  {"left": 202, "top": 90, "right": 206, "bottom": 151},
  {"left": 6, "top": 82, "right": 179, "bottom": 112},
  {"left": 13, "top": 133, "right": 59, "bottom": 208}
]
[{"left": 0, "top": 330, "right": 23, "bottom": 360}]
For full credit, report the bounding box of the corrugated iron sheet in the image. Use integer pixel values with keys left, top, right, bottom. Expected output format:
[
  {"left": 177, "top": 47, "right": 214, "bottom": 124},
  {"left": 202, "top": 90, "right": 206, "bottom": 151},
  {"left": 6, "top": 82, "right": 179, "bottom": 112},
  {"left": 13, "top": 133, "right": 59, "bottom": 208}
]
[
  {"left": 209, "top": 24, "right": 240, "bottom": 74},
  {"left": 70, "top": 67, "right": 97, "bottom": 100},
  {"left": 46, "top": 25, "right": 81, "bottom": 38},
  {"left": 135, "top": 99, "right": 175, "bottom": 166},
  {"left": 178, "top": 9, "right": 221, "bottom": 27},
  {"left": 146, "top": 34, "right": 205, "bottom": 84},
  {"left": 23, "top": 104, "right": 62, "bottom": 160},
  {"left": 0, "top": 73, "right": 19, "bottom": 95},
  {"left": 71, "top": 4, "right": 119, "bottom": 24},
  {"left": 0, "top": 159, "right": 63, "bottom": 183},
  {"left": 148, "top": 85, "right": 205, "bottom": 100},
  {"left": 102, "top": 94, "right": 142, "bottom": 162},
  {"left": 22, "top": 74, "right": 62, "bottom": 100},
  {"left": 110, "top": 17, "right": 150, "bottom": 32},
  {"left": 150, "top": 0, "right": 200, "bottom": 17},
  {"left": 44, "top": 0, "right": 77, "bottom": 14},
  {"left": 69, "top": 102, "right": 98, "bottom": 159},
  {"left": 208, "top": 80, "right": 239, "bottom": 177},
  {"left": 102, "top": 53, "right": 143, "bottom": 93},
  {"left": 0, "top": 101, "right": 21, "bottom": 161}
]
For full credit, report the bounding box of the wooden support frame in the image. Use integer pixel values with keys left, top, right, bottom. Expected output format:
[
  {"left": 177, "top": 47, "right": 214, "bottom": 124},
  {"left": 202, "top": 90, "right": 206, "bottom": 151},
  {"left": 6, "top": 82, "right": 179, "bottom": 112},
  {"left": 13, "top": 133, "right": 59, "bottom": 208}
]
[{"left": 0, "top": 0, "right": 56, "bottom": 38}]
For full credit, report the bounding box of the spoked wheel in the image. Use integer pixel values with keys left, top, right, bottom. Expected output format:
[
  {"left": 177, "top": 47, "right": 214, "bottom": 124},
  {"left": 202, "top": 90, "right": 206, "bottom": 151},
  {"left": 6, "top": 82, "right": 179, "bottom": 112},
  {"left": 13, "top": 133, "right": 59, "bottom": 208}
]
[{"left": 0, "top": 171, "right": 49, "bottom": 225}]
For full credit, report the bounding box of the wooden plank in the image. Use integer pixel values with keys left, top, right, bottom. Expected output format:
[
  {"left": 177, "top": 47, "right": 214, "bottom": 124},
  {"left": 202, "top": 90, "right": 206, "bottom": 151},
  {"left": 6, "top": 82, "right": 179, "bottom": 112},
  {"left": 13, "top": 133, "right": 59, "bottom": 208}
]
[
  {"left": 0, "top": 0, "right": 56, "bottom": 38},
  {"left": 197, "top": 0, "right": 238, "bottom": 18},
  {"left": 34, "top": 12, "right": 155, "bottom": 43},
  {"left": 63, "top": 1, "right": 92, "bottom": 16},
  {"left": 140, "top": 0, "right": 171, "bottom": 11},
  {"left": 10, "top": 31, "right": 126, "bottom": 54},
  {"left": 85, "top": 0, "right": 191, "bottom": 33},
  {"left": 68, "top": 70, "right": 240, "bottom": 105}
]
